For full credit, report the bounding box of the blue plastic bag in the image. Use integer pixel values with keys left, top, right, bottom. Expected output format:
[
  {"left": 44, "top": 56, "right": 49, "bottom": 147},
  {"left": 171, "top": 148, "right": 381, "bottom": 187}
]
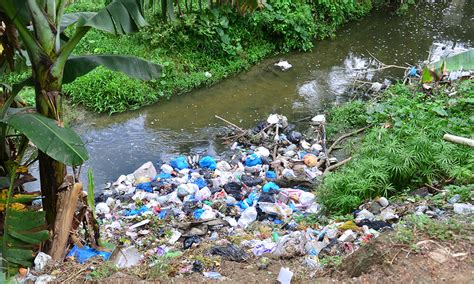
[
  {"left": 245, "top": 154, "right": 262, "bottom": 167},
  {"left": 171, "top": 156, "right": 189, "bottom": 170},
  {"left": 265, "top": 171, "right": 277, "bottom": 179},
  {"left": 408, "top": 66, "right": 417, "bottom": 77},
  {"left": 156, "top": 172, "right": 172, "bottom": 180},
  {"left": 136, "top": 182, "right": 152, "bottom": 193},
  {"left": 193, "top": 208, "right": 205, "bottom": 219},
  {"left": 199, "top": 156, "right": 217, "bottom": 170},
  {"left": 67, "top": 245, "right": 111, "bottom": 264},
  {"left": 262, "top": 182, "right": 280, "bottom": 193},
  {"left": 158, "top": 209, "right": 168, "bottom": 219},
  {"left": 194, "top": 177, "right": 207, "bottom": 189},
  {"left": 123, "top": 205, "right": 148, "bottom": 216}
]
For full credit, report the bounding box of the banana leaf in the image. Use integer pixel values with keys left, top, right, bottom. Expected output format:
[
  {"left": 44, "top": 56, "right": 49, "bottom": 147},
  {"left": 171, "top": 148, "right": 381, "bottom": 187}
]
[{"left": 3, "top": 113, "right": 88, "bottom": 166}]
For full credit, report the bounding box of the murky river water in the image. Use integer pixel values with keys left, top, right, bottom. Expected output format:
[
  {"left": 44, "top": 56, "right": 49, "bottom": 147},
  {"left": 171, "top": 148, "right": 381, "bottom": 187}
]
[{"left": 70, "top": 1, "right": 473, "bottom": 189}]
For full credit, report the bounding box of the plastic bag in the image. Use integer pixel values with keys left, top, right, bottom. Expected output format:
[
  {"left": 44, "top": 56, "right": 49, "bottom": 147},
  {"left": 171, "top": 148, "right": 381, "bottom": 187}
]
[
  {"left": 199, "top": 156, "right": 217, "bottom": 170},
  {"left": 67, "top": 245, "right": 111, "bottom": 264},
  {"left": 238, "top": 207, "right": 257, "bottom": 228},
  {"left": 171, "top": 156, "right": 189, "bottom": 170},
  {"left": 245, "top": 154, "right": 262, "bottom": 167},
  {"left": 209, "top": 244, "right": 249, "bottom": 262}
]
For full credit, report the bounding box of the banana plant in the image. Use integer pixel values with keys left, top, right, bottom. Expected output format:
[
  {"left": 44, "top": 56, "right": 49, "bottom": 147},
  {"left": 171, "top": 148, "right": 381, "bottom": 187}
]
[{"left": 0, "top": 0, "right": 162, "bottom": 259}]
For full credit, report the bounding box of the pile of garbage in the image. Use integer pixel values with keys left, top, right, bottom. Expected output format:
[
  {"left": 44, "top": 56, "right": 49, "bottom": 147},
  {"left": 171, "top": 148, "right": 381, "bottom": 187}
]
[
  {"left": 16, "top": 113, "right": 473, "bottom": 283},
  {"left": 78, "top": 114, "right": 398, "bottom": 278}
]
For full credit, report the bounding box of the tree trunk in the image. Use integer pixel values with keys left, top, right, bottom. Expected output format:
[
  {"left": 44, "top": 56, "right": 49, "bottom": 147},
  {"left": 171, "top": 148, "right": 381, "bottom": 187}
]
[{"left": 34, "top": 67, "right": 66, "bottom": 230}]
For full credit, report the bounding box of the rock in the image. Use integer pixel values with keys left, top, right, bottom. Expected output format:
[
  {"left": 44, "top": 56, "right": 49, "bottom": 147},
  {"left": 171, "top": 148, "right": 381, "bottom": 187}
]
[
  {"left": 453, "top": 203, "right": 474, "bottom": 215},
  {"left": 133, "top": 161, "right": 157, "bottom": 180},
  {"left": 377, "top": 197, "right": 389, "bottom": 207}
]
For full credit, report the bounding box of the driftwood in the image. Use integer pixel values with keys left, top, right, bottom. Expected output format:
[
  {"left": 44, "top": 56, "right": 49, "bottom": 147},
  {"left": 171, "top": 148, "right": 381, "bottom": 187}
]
[
  {"left": 324, "top": 157, "right": 352, "bottom": 175},
  {"left": 443, "top": 134, "right": 474, "bottom": 147},
  {"left": 328, "top": 126, "right": 369, "bottom": 154},
  {"left": 49, "top": 180, "right": 82, "bottom": 260}
]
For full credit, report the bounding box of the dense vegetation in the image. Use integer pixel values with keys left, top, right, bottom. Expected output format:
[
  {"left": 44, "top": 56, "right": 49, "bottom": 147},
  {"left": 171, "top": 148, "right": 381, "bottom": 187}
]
[
  {"left": 320, "top": 81, "right": 474, "bottom": 214},
  {"left": 59, "top": 0, "right": 375, "bottom": 113}
]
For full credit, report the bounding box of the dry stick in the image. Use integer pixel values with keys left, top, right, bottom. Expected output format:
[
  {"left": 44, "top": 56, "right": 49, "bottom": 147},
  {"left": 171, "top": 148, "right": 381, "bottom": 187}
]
[
  {"left": 327, "top": 126, "right": 369, "bottom": 155},
  {"left": 215, "top": 115, "right": 245, "bottom": 132},
  {"left": 321, "top": 124, "right": 330, "bottom": 168},
  {"left": 324, "top": 157, "right": 352, "bottom": 175},
  {"left": 443, "top": 134, "right": 474, "bottom": 147}
]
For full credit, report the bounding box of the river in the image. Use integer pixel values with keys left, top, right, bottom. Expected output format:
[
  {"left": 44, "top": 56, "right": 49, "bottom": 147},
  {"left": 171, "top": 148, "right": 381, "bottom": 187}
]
[{"left": 70, "top": 1, "right": 473, "bottom": 189}]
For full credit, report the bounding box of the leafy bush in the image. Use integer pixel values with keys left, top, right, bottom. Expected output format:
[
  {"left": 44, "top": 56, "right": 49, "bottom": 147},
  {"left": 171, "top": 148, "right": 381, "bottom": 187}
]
[
  {"left": 63, "top": 67, "right": 159, "bottom": 113},
  {"left": 310, "top": 0, "right": 373, "bottom": 38},
  {"left": 319, "top": 82, "right": 474, "bottom": 214},
  {"left": 250, "top": 0, "right": 317, "bottom": 51}
]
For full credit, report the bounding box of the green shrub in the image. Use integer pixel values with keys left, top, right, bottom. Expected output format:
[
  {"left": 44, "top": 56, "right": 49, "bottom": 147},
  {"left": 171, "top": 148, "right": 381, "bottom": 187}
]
[
  {"left": 250, "top": 0, "right": 317, "bottom": 51},
  {"left": 319, "top": 82, "right": 474, "bottom": 214},
  {"left": 63, "top": 67, "right": 159, "bottom": 113}
]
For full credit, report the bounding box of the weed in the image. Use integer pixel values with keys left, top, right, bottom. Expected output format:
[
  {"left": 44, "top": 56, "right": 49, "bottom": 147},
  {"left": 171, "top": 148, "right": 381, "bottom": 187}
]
[
  {"left": 394, "top": 214, "right": 474, "bottom": 245},
  {"left": 89, "top": 261, "right": 118, "bottom": 280},
  {"left": 319, "top": 81, "right": 474, "bottom": 214},
  {"left": 320, "top": 255, "right": 343, "bottom": 268}
]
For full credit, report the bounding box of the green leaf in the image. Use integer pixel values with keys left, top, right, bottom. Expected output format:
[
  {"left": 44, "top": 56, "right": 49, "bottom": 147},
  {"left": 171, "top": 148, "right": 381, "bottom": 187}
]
[
  {"left": 1, "top": 209, "right": 49, "bottom": 269},
  {"left": 60, "top": 12, "right": 96, "bottom": 31},
  {"left": 75, "top": 0, "right": 147, "bottom": 35},
  {"left": 430, "top": 49, "right": 474, "bottom": 71},
  {"left": 87, "top": 168, "right": 96, "bottom": 218},
  {"left": 4, "top": 113, "right": 88, "bottom": 166},
  {"left": 63, "top": 55, "right": 162, "bottom": 84},
  {"left": 431, "top": 106, "right": 448, "bottom": 117},
  {"left": 421, "top": 66, "right": 433, "bottom": 83}
]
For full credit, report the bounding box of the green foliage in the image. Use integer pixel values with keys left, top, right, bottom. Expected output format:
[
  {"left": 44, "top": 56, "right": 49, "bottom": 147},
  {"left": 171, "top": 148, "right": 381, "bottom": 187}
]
[
  {"left": 320, "top": 255, "right": 343, "bottom": 268},
  {"left": 311, "top": 0, "right": 373, "bottom": 38},
  {"left": 89, "top": 261, "right": 118, "bottom": 280},
  {"left": 87, "top": 168, "right": 96, "bottom": 217},
  {"left": 250, "top": 1, "right": 316, "bottom": 51},
  {"left": 319, "top": 82, "right": 474, "bottom": 214},
  {"left": 4, "top": 113, "right": 89, "bottom": 166},
  {"left": 63, "top": 67, "right": 160, "bottom": 113},
  {"left": 395, "top": 214, "right": 473, "bottom": 245},
  {"left": 0, "top": 163, "right": 48, "bottom": 275},
  {"left": 326, "top": 100, "right": 368, "bottom": 138}
]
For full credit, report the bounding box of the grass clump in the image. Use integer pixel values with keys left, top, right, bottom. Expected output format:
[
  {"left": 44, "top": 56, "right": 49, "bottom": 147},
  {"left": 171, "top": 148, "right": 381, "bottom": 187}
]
[
  {"left": 319, "top": 81, "right": 474, "bottom": 214},
  {"left": 394, "top": 214, "right": 474, "bottom": 245}
]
